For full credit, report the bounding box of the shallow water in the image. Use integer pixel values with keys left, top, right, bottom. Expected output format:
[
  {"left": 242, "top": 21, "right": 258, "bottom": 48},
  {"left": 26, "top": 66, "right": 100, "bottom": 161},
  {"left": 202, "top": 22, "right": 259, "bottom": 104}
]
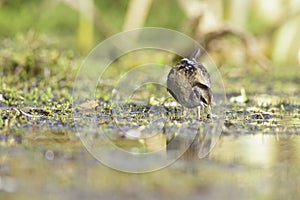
[
  {"left": 1, "top": 95, "right": 300, "bottom": 200},
  {"left": 1, "top": 134, "right": 300, "bottom": 200}
]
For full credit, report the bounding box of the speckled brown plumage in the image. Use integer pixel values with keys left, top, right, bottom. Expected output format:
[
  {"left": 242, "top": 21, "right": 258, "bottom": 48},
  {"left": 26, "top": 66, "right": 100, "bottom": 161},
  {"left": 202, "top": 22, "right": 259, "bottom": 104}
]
[{"left": 167, "top": 49, "right": 212, "bottom": 118}]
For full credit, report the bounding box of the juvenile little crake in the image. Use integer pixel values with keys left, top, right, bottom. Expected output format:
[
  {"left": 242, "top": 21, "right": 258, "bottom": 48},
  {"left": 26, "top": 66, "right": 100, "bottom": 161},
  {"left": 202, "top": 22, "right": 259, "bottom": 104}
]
[{"left": 167, "top": 49, "right": 212, "bottom": 118}]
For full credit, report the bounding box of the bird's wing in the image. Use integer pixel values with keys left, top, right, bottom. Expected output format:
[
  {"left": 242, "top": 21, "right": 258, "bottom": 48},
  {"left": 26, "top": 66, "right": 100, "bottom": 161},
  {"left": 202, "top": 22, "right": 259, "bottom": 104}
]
[
  {"left": 195, "top": 64, "right": 211, "bottom": 87},
  {"left": 192, "top": 82, "right": 212, "bottom": 107}
]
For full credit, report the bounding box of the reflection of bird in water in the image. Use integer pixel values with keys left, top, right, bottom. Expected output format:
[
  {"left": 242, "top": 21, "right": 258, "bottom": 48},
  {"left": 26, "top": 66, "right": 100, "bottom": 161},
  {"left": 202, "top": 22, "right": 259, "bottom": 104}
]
[{"left": 167, "top": 49, "right": 212, "bottom": 118}]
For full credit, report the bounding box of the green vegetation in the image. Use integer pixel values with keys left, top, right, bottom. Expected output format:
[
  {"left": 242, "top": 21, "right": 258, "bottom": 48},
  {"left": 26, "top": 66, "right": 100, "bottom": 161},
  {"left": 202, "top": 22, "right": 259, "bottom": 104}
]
[{"left": 0, "top": 1, "right": 300, "bottom": 200}]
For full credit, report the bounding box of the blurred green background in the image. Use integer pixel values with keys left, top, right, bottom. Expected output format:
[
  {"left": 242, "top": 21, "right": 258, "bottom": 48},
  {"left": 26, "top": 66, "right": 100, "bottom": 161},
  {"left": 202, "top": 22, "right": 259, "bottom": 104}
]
[
  {"left": 1, "top": 0, "right": 300, "bottom": 65},
  {"left": 1, "top": 0, "right": 299, "bottom": 95}
]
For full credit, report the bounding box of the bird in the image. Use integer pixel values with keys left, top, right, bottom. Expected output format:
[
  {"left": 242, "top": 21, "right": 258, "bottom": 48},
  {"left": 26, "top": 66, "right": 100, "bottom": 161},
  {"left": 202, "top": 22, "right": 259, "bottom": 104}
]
[{"left": 167, "top": 49, "right": 212, "bottom": 119}]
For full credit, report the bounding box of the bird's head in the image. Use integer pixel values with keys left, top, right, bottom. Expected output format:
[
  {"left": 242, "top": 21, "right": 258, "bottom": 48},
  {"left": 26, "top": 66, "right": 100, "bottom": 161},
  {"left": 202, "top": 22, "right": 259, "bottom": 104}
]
[{"left": 175, "top": 58, "right": 198, "bottom": 75}]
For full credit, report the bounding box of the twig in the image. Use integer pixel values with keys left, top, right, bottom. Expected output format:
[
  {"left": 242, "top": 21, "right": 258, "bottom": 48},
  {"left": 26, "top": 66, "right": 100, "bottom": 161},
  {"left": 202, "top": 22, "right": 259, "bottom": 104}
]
[
  {"left": 13, "top": 108, "right": 44, "bottom": 118},
  {"left": 201, "top": 26, "right": 272, "bottom": 70}
]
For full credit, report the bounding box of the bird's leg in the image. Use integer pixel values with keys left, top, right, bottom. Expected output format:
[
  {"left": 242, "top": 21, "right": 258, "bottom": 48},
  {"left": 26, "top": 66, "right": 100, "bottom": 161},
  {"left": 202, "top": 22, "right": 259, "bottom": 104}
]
[
  {"left": 206, "top": 105, "right": 212, "bottom": 118},
  {"left": 197, "top": 106, "right": 201, "bottom": 119},
  {"left": 182, "top": 106, "right": 186, "bottom": 118}
]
